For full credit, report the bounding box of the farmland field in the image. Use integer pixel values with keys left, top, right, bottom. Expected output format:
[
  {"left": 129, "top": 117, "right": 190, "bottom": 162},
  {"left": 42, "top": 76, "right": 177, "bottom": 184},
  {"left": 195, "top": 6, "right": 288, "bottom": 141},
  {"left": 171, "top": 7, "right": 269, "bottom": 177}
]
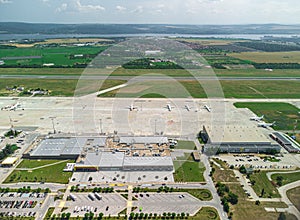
[
  {"left": 234, "top": 102, "right": 300, "bottom": 130},
  {"left": 229, "top": 51, "right": 300, "bottom": 63},
  {"left": 0, "top": 46, "right": 108, "bottom": 66}
]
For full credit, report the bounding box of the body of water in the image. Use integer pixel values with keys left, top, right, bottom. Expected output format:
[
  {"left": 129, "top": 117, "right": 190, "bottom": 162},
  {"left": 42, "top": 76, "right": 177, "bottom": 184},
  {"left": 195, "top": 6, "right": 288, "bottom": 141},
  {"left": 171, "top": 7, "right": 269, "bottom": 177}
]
[{"left": 0, "top": 33, "right": 299, "bottom": 41}]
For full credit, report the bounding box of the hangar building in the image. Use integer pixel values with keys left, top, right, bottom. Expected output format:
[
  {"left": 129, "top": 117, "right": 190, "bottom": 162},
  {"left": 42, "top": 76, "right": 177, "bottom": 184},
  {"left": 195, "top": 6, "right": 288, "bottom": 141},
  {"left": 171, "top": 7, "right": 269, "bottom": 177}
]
[{"left": 201, "top": 125, "right": 281, "bottom": 155}]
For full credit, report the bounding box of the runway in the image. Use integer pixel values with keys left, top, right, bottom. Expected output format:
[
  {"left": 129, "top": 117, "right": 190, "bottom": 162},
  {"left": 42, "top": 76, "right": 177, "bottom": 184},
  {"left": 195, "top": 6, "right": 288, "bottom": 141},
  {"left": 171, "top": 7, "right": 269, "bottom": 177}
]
[{"left": 1, "top": 74, "right": 300, "bottom": 81}]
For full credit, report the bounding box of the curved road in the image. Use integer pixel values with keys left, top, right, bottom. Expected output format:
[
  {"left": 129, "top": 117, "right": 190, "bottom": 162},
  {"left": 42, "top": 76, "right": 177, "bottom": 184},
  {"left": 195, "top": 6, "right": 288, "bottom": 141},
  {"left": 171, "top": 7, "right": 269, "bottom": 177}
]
[{"left": 266, "top": 170, "right": 300, "bottom": 181}]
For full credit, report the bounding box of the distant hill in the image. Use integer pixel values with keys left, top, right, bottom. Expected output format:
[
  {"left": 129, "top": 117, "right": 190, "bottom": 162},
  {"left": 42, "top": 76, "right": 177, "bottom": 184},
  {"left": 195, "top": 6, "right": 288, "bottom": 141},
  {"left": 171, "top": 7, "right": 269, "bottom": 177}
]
[{"left": 1, "top": 22, "right": 300, "bottom": 35}]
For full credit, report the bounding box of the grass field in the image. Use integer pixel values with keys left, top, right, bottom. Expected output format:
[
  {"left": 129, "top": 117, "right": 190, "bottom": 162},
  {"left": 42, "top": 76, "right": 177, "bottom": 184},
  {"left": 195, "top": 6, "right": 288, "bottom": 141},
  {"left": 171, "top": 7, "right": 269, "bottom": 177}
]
[
  {"left": 190, "top": 207, "right": 220, "bottom": 220},
  {"left": 228, "top": 183, "right": 295, "bottom": 220},
  {"left": 185, "top": 189, "right": 212, "bottom": 201},
  {"left": 0, "top": 78, "right": 126, "bottom": 97},
  {"left": 4, "top": 159, "right": 73, "bottom": 184},
  {"left": 99, "top": 79, "right": 300, "bottom": 99},
  {"left": 175, "top": 141, "right": 196, "bottom": 150},
  {"left": 229, "top": 51, "right": 300, "bottom": 63},
  {"left": 212, "top": 165, "right": 238, "bottom": 183},
  {"left": 0, "top": 68, "right": 84, "bottom": 75},
  {"left": 173, "top": 160, "right": 205, "bottom": 182},
  {"left": 3, "top": 67, "right": 300, "bottom": 78},
  {"left": 215, "top": 68, "right": 300, "bottom": 77},
  {"left": 271, "top": 171, "right": 300, "bottom": 186},
  {"left": 287, "top": 186, "right": 300, "bottom": 212},
  {"left": 17, "top": 159, "right": 65, "bottom": 169},
  {"left": 248, "top": 171, "right": 280, "bottom": 198},
  {"left": 234, "top": 102, "right": 300, "bottom": 130}
]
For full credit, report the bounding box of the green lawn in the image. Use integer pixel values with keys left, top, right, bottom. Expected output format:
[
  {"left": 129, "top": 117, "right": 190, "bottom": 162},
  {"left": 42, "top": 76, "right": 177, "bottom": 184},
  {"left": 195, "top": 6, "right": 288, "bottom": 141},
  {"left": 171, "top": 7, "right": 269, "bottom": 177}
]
[
  {"left": 234, "top": 102, "right": 300, "bottom": 130},
  {"left": 248, "top": 171, "right": 280, "bottom": 198},
  {"left": 184, "top": 189, "right": 212, "bottom": 201},
  {"left": 271, "top": 171, "right": 300, "bottom": 186},
  {"left": 99, "top": 79, "right": 300, "bottom": 99},
  {"left": 4, "top": 159, "right": 73, "bottom": 184},
  {"left": 190, "top": 207, "right": 220, "bottom": 220},
  {"left": 173, "top": 160, "right": 205, "bottom": 182},
  {"left": 175, "top": 141, "right": 196, "bottom": 150},
  {"left": 17, "top": 159, "right": 65, "bottom": 169},
  {"left": 0, "top": 78, "right": 126, "bottom": 97}
]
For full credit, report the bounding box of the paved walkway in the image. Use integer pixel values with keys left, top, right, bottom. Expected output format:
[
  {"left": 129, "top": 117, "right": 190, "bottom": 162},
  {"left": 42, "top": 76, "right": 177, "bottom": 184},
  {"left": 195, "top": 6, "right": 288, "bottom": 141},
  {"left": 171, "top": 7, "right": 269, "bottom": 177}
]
[
  {"left": 277, "top": 180, "right": 300, "bottom": 219},
  {"left": 233, "top": 169, "right": 300, "bottom": 218}
]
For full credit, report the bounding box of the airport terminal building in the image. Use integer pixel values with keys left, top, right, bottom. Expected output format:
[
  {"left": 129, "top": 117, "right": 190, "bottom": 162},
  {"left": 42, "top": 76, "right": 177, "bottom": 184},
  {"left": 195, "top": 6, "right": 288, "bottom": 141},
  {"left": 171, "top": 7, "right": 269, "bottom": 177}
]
[
  {"left": 23, "top": 135, "right": 174, "bottom": 172},
  {"left": 201, "top": 125, "right": 281, "bottom": 155}
]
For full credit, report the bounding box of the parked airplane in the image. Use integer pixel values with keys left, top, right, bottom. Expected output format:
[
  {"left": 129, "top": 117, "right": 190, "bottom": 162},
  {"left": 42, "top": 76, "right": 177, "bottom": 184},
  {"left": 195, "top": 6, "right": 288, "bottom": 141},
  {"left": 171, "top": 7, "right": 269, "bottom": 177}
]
[
  {"left": 185, "top": 105, "right": 191, "bottom": 111},
  {"left": 204, "top": 105, "right": 211, "bottom": 112},
  {"left": 1, "top": 102, "right": 22, "bottom": 111},
  {"left": 166, "top": 104, "right": 173, "bottom": 111},
  {"left": 250, "top": 115, "right": 264, "bottom": 121},
  {"left": 127, "top": 104, "right": 138, "bottom": 111},
  {"left": 258, "top": 121, "right": 276, "bottom": 128}
]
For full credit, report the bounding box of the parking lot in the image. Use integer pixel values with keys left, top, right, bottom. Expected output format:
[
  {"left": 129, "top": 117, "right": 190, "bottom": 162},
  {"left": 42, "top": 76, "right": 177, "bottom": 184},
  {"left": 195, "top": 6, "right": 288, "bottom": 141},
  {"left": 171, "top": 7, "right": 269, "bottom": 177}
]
[
  {"left": 63, "top": 193, "right": 127, "bottom": 217},
  {"left": 132, "top": 192, "right": 201, "bottom": 215},
  {"left": 215, "top": 155, "right": 296, "bottom": 170},
  {"left": 0, "top": 192, "right": 45, "bottom": 218},
  {"left": 71, "top": 170, "right": 174, "bottom": 184}
]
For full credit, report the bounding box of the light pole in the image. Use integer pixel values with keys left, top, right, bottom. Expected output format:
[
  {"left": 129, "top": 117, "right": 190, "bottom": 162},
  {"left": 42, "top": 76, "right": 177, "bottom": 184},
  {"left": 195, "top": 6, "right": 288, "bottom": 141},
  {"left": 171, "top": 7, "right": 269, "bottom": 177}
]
[
  {"left": 50, "top": 117, "right": 56, "bottom": 134},
  {"left": 99, "top": 119, "right": 103, "bottom": 135}
]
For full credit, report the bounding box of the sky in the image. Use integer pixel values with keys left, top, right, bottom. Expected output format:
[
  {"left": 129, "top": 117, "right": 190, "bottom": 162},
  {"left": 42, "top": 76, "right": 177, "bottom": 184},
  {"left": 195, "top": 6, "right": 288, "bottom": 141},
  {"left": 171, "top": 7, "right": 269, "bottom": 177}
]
[{"left": 0, "top": 0, "right": 300, "bottom": 24}]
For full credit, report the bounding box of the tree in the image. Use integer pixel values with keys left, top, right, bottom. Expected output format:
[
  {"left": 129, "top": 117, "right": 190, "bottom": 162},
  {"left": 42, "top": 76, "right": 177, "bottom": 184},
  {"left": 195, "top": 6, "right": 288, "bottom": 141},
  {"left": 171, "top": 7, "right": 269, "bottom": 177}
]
[
  {"left": 239, "top": 165, "right": 246, "bottom": 174},
  {"left": 223, "top": 202, "right": 230, "bottom": 213},
  {"left": 261, "top": 188, "right": 265, "bottom": 197},
  {"left": 255, "top": 200, "right": 261, "bottom": 205},
  {"left": 227, "top": 192, "right": 238, "bottom": 205},
  {"left": 278, "top": 212, "right": 286, "bottom": 220}
]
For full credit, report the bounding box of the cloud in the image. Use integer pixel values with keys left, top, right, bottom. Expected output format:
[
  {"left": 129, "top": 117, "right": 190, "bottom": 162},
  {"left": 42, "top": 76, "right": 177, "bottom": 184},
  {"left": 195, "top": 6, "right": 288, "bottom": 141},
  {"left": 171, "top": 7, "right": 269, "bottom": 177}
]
[
  {"left": 131, "top": 6, "right": 143, "bottom": 13},
  {"left": 56, "top": 3, "right": 67, "bottom": 12},
  {"left": 56, "top": 0, "right": 105, "bottom": 13},
  {"left": 75, "top": 0, "right": 105, "bottom": 12},
  {"left": 116, "top": 5, "right": 126, "bottom": 12},
  {"left": 0, "top": 0, "right": 12, "bottom": 4}
]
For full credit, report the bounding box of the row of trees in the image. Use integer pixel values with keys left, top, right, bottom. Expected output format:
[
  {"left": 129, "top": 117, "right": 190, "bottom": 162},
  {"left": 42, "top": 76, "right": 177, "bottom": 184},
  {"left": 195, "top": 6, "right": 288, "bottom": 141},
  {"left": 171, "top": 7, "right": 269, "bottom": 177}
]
[
  {"left": 70, "top": 186, "right": 114, "bottom": 193},
  {"left": 236, "top": 41, "right": 300, "bottom": 52},
  {"left": 130, "top": 212, "right": 189, "bottom": 219},
  {"left": 0, "top": 186, "right": 50, "bottom": 193},
  {"left": 216, "top": 182, "right": 239, "bottom": 214}
]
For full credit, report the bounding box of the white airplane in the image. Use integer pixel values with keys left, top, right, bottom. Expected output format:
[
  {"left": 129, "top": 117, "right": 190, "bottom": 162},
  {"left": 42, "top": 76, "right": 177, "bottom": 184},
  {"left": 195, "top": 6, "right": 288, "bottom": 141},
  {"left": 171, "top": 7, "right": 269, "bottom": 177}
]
[
  {"left": 185, "top": 105, "right": 191, "bottom": 111},
  {"left": 166, "top": 104, "right": 173, "bottom": 111},
  {"left": 127, "top": 104, "right": 138, "bottom": 111},
  {"left": 258, "top": 121, "right": 276, "bottom": 128},
  {"left": 204, "top": 105, "right": 211, "bottom": 112},
  {"left": 250, "top": 115, "right": 264, "bottom": 121},
  {"left": 1, "top": 102, "right": 22, "bottom": 111}
]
